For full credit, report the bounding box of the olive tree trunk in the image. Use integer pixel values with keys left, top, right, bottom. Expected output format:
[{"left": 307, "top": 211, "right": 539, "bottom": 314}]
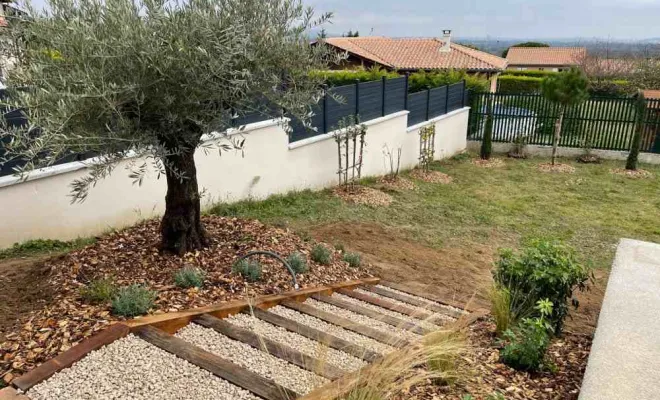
[
  {"left": 161, "top": 149, "right": 208, "bottom": 255},
  {"left": 480, "top": 96, "right": 494, "bottom": 160},
  {"left": 552, "top": 106, "right": 565, "bottom": 166},
  {"left": 626, "top": 93, "right": 647, "bottom": 171}
]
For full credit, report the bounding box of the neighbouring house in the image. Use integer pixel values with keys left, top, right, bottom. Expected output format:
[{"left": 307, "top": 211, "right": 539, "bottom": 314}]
[
  {"left": 321, "top": 30, "right": 507, "bottom": 92},
  {"left": 506, "top": 47, "right": 587, "bottom": 72}
]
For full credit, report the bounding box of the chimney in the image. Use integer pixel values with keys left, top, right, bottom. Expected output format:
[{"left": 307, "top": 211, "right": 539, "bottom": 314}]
[{"left": 440, "top": 30, "right": 452, "bottom": 52}]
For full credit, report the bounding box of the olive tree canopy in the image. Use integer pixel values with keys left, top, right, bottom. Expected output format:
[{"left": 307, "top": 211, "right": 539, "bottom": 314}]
[{"left": 0, "top": 0, "right": 340, "bottom": 254}]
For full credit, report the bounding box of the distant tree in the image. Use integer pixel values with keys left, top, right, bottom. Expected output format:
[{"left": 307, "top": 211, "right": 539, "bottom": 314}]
[
  {"left": 630, "top": 58, "right": 660, "bottom": 90},
  {"left": 343, "top": 30, "right": 359, "bottom": 38},
  {"left": 502, "top": 42, "right": 550, "bottom": 58},
  {"left": 480, "top": 96, "right": 494, "bottom": 160},
  {"left": 0, "top": 0, "right": 340, "bottom": 255},
  {"left": 626, "top": 92, "right": 648, "bottom": 171},
  {"left": 459, "top": 43, "right": 482, "bottom": 51},
  {"left": 541, "top": 67, "right": 590, "bottom": 165},
  {"left": 317, "top": 28, "right": 328, "bottom": 39}
]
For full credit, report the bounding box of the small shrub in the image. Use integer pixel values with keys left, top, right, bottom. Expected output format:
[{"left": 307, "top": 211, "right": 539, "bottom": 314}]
[
  {"left": 343, "top": 252, "right": 362, "bottom": 268},
  {"left": 493, "top": 239, "right": 592, "bottom": 333},
  {"left": 80, "top": 278, "right": 117, "bottom": 304},
  {"left": 232, "top": 259, "right": 263, "bottom": 282},
  {"left": 500, "top": 300, "right": 553, "bottom": 372},
  {"left": 286, "top": 252, "right": 308, "bottom": 274},
  {"left": 508, "top": 135, "right": 528, "bottom": 159},
  {"left": 174, "top": 267, "right": 206, "bottom": 288},
  {"left": 334, "top": 242, "right": 346, "bottom": 252},
  {"left": 311, "top": 244, "right": 332, "bottom": 265},
  {"left": 111, "top": 285, "right": 157, "bottom": 317},
  {"left": 497, "top": 75, "right": 543, "bottom": 94}
]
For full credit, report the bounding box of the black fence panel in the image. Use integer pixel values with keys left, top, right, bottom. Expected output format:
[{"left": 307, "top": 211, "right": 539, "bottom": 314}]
[
  {"left": 447, "top": 82, "right": 466, "bottom": 113},
  {"left": 326, "top": 84, "right": 357, "bottom": 131},
  {"left": 357, "top": 80, "right": 383, "bottom": 122},
  {"left": 428, "top": 86, "right": 447, "bottom": 119},
  {"left": 288, "top": 101, "right": 324, "bottom": 143},
  {"left": 407, "top": 91, "right": 428, "bottom": 127},
  {"left": 384, "top": 77, "right": 406, "bottom": 115}
]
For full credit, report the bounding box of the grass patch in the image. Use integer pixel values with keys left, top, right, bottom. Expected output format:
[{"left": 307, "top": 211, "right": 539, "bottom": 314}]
[
  {"left": 0, "top": 237, "right": 96, "bottom": 260},
  {"left": 209, "top": 156, "right": 660, "bottom": 270},
  {"left": 80, "top": 278, "right": 117, "bottom": 304}
]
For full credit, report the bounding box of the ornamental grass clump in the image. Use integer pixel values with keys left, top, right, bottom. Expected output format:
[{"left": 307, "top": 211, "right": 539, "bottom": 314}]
[
  {"left": 286, "top": 252, "right": 308, "bottom": 274},
  {"left": 343, "top": 252, "right": 362, "bottom": 268},
  {"left": 111, "top": 285, "right": 157, "bottom": 317},
  {"left": 174, "top": 267, "right": 206, "bottom": 288},
  {"left": 80, "top": 278, "right": 117, "bottom": 304},
  {"left": 232, "top": 259, "right": 263, "bottom": 282},
  {"left": 311, "top": 244, "right": 332, "bottom": 265}
]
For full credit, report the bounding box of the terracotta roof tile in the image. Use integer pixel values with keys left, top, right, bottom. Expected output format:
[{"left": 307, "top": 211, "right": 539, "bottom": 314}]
[
  {"left": 506, "top": 47, "right": 587, "bottom": 67},
  {"left": 324, "top": 37, "right": 507, "bottom": 72},
  {"left": 643, "top": 90, "right": 660, "bottom": 99}
]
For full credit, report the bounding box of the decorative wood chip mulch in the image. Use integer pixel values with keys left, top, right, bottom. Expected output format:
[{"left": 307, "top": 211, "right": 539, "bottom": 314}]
[
  {"left": 410, "top": 169, "right": 453, "bottom": 184},
  {"left": 398, "top": 319, "right": 592, "bottom": 400},
  {"left": 610, "top": 168, "right": 653, "bottom": 179},
  {"left": 333, "top": 186, "right": 394, "bottom": 207},
  {"left": 473, "top": 158, "right": 505, "bottom": 168},
  {"left": 538, "top": 163, "right": 576, "bottom": 174},
  {"left": 0, "top": 216, "right": 374, "bottom": 385},
  {"left": 378, "top": 176, "right": 417, "bottom": 192}
]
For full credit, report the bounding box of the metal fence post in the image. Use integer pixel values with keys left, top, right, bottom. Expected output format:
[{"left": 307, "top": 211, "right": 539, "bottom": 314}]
[
  {"left": 381, "top": 76, "right": 387, "bottom": 116},
  {"left": 355, "top": 80, "right": 360, "bottom": 117},
  {"left": 426, "top": 89, "right": 431, "bottom": 121},
  {"left": 445, "top": 84, "right": 450, "bottom": 114},
  {"left": 462, "top": 80, "right": 467, "bottom": 107},
  {"left": 404, "top": 73, "right": 410, "bottom": 110},
  {"left": 322, "top": 89, "right": 328, "bottom": 134}
]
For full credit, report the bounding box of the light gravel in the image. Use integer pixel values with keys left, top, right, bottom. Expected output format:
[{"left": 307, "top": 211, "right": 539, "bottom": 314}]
[
  {"left": 269, "top": 305, "right": 394, "bottom": 355},
  {"left": 227, "top": 312, "right": 366, "bottom": 372},
  {"left": 27, "top": 335, "right": 261, "bottom": 400},
  {"left": 374, "top": 285, "right": 467, "bottom": 315},
  {"left": 354, "top": 289, "right": 456, "bottom": 324},
  {"left": 304, "top": 298, "right": 420, "bottom": 342},
  {"left": 331, "top": 292, "right": 440, "bottom": 332},
  {"left": 176, "top": 323, "right": 327, "bottom": 395}
]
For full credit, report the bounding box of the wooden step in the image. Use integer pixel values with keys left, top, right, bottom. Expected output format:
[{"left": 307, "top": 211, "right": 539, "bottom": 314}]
[
  {"left": 281, "top": 300, "right": 407, "bottom": 348},
  {"left": 312, "top": 294, "right": 429, "bottom": 335},
  {"left": 135, "top": 325, "right": 299, "bottom": 400},
  {"left": 195, "top": 314, "right": 346, "bottom": 380},
  {"left": 377, "top": 281, "right": 468, "bottom": 317},
  {"left": 337, "top": 288, "right": 445, "bottom": 324},
  {"left": 247, "top": 308, "right": 381, "bottom": 363}
]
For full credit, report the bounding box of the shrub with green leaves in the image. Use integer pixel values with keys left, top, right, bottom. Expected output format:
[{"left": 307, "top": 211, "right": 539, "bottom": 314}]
[
  {"left": 343, "top": 252, "right": 362, "bottom": 268},
  {"left": 174, "top": 267, "right": 206, "bottom": 288},
  {"left": 311, "top": 244, "right": 332, "bottom": 265},
  {"left": 493, "top": 239, "right": 591, "bottom": 333},
  {"left": 409, "top": 69, "right": 489, "bottom": 93},
  {"left": 286, "top": 252, "right": 308, "bottom": 274},
  {"left": 232, "top": 259, "right": 263, "bottom": 282},
  {"left": 500, "top": 300, "right": 553, "bottom": 372},
  {"left": 80, "top": 278, "right": 117, "bottom": 304},
  {"left": 111, "top": 285, "right": 157, "bottom": 317},
  {"left": 310, "top": 67, "right": 399, "bottom": 87}
]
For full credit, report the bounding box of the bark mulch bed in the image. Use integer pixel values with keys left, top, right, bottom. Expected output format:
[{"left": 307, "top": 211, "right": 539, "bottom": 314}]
[
  {"left": 538, "top": 163, "right": 576, "bottom": 174},
  {"left": 0, "top": 216, "right": 374, "bottom": 385},
  {"left": 610, "top": 168, "right": 653, "bottom": 179},
  {"left": 399, "top": 319, "right": 592, "bottom": 400},
  {"left": 333, "top": 186, "right": 394, "bottom": 207},
  {"left": 473, "top": 158, "right": 505, "bottom": 169},
  {"left": 377, "top": 176, "right": 417, "bottom": 192},
  {"left": 410, "top": 169, "right": 453, "bottom": 184}
]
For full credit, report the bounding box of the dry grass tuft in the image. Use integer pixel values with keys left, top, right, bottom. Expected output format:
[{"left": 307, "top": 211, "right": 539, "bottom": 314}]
[
  {"left": 473, "top": 158, "right": 505, "bottom": 168},
  {"left": 489, "top": 285, "right": 512, "bottom": 336}
]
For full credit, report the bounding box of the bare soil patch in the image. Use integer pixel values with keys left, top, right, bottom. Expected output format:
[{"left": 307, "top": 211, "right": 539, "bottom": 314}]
[
  {"left": 0, "top": 216, "right": 373, "bottom": 384},
  {"left": 332, "top": 186, "right": 393, "bottom": 207},
  {"left": 473, "top": 158, "right": 505, "bottom": 168},
  {"left": 610, "top": 168, "right": 653, "bottom": 179},
  {"left": 538, "top": 163, "right": 576, "bottom": 174},
  {"left": 377, "top": 176, "right": 417, "bottom": 192},
  {"left": 410, "top": 169, "right": 453, "bottom": 184}
]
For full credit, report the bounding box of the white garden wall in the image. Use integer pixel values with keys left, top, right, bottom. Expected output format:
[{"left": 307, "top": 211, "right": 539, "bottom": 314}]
[{"left": 0, "top": 107, "right": 470, "bottom": 248}]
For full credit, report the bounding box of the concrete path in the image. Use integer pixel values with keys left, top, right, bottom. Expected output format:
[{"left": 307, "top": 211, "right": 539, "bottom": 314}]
[{"left": 580, "top": 239, "right": 660, "bottom": 400}]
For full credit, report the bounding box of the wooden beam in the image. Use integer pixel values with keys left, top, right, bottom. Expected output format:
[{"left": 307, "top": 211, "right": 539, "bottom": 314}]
[
  {"left": 361, "top": 285, "right": 464, "bottom": 319},
  {"left": 379, "top": 281, "right": 474, "bottom": 313},
  {"left": 247, "top": 308, "right": 381, "bottom": 363},
  {"left": 337, "top": 289, "right": 445, "bottom": 325},
  {"left": 281, "top": 300, "right": 407, "bottom": 348},
  {"left": 12, "top": 323, "right": 130, "bottom": 392},
  {"left": 312, "top": 294, "right": 429, "bottom": 335},
  {"left": 126, "top": 278, "right": 380, "bottom": 334},
  {"left": 195, "top": 314, "right": 346, "bottom": 380},
  {"left": 135, "top": 325, "right": 299, "bottom": 400}
]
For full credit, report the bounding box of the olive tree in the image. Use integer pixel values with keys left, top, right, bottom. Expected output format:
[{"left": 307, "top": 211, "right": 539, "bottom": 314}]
[
  {"left": 541, "top": 67, "right": 589, "bottom": 165},
  {"left": 626, "top": 92, "right": 648, "bottom": 171},
  {"left": 0, "top": 0, "right": 339, "bottom": 254}
]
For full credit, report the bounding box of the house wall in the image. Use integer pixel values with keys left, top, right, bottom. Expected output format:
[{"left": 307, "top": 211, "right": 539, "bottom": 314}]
[
  {"left": 506, "top": 65, "right": 571, "bottom": 72},
  {"left": 0, "top": 108, "right": 470, "bottom": 248}
]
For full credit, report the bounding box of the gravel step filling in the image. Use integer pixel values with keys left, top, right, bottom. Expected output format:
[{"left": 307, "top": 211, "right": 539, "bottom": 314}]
[
  {"left": 176, "top": 323, "right": 327, "bottom": 395},
  {"left": 353, "top": 288, "right": 457, "bottom": 324},
  {"left": 375, "top": 285, "right": 467, "bottom": 315},
  {"left": 27, "top": 335, "right": 261, "bottom": 400},
  {"left": 304, "top": 298, "right": 420, "bottom": 342},
  {"left": 331, "top": 292, "right": 441, "bottom": 332},
  {"left": 227, "top": 313, "right": 366, "bottom": 372},
  {"left": 269, "top": 305, "right": 394, "bottom": 355}
]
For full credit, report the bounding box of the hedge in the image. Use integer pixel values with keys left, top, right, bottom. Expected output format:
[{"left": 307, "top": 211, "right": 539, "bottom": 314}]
[
  {"left": 310, "top": 68, "right": 400, "bottom": 87},
  {"left": 408, "top": 70, "right": 490, "bottom": 93},
  {"left": 497, "top": 75, "right": 543, "bottom": 93},
  {"left": 501, "top": 70, "right": 560, "bottom": 78}
]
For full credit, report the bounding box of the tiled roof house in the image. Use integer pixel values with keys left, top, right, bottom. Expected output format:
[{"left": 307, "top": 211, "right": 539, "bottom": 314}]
[{"left": 506, "top": 47, "right": 587, "bottom": 72}]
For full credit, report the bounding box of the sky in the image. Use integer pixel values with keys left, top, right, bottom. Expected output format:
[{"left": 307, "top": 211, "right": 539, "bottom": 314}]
[{"left": 305, "top": 0, "right": 660, "bottom": 40}]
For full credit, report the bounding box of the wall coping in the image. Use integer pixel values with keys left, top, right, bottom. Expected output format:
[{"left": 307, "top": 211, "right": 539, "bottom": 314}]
[
  {"left": 406, "top": 107, "right": 470, "bottom": 133},
  {"left": 288, "top": 110, "right": 409, "bottom": 151}
]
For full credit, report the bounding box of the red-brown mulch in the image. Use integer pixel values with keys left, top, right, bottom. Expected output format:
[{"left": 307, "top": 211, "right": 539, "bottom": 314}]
[
  {"left": 400, "top": 319, "right": 592, "bottom": 400},
  {"left": 610, "top": 168, "right": 653, "bottom": 179},
  {"left": 333, "top": 185, "right": 394, "bottom": 207},
  {"left": 378, "top": 176, "right": 417, "bottom": 192},
  {"left": 0, "top": 216, "right": 374, "bottom": 385},
  {"left": 538, "top": 163, "right": 576, "bottom": 174},
  {"left": 410, "top": 169, "right": 453, "bottom": 184}
]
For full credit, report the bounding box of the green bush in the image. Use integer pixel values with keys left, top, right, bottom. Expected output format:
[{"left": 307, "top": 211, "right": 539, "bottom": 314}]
[
  {"left": 497, "top": 75, "right": 543, "bottom": 94},
  {"left": 232, "top": 259, "right": 263, "bottom": 282},
  {"left": 111, "top": 285, "right": 157, "bottom": 317},
  {"left": 588, "top": 79, "right": 635, "bottom": 97},
  {"left": 343, "top": 252, "right": 362, "bottom": 268},
  {"left": 409, "top": 69, "right": 489, "bottom": 93},
  {"left": 80, "top": 278, "right": 117, "bottom": 304},
  {"left": 174, "top": 267, "right": 206, "bottom": 288},
  {"left": 310, "top": 67, "right": 399, "bottom": 87},
  {"left": 500, "top": 300, "right": 553, "bottom": 371},
  {"left": 286, "top": 252, "right": 308, "bottom": 274},
  {"left": 493, "top": 240, "right": 592, "bottom": 333},
  {"left": 311, "top": 244, "right": 332, "bottom": 265},
  {"left": 501, "top": 70, "right": 559, "bottom": 78}
]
